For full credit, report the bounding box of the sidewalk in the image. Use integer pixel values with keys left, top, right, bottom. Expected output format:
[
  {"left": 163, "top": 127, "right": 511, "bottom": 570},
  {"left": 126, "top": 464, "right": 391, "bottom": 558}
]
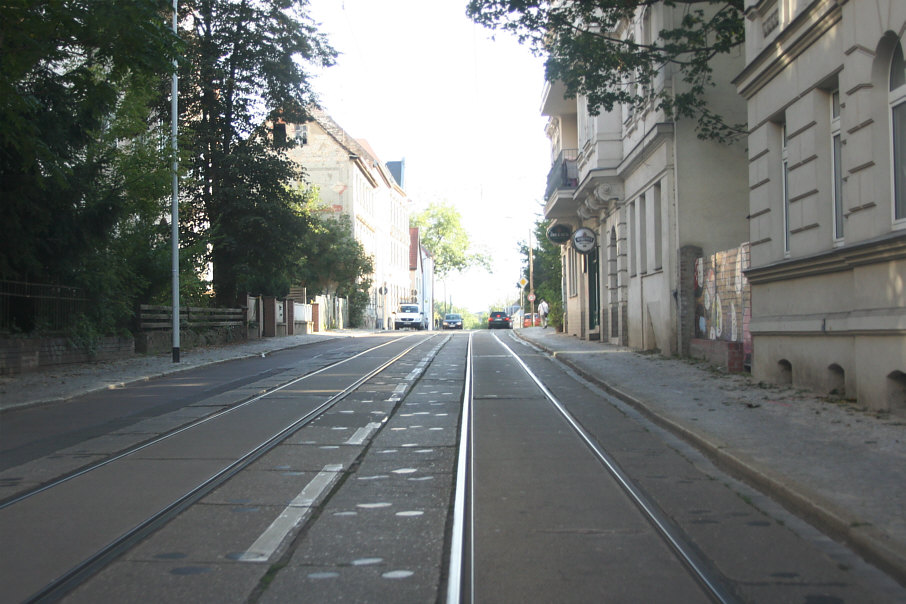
[
  {"left": 0, "top": 331, "right": 354, "bottom": 413},
  {"left": 514, "top": 326, "right": 906, "bottom": 587}
]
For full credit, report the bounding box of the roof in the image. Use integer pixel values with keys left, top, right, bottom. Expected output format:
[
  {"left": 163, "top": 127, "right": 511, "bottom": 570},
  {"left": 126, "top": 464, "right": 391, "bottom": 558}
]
[{"left": 305, "top": 107, "right": 405, "bottom": 194}]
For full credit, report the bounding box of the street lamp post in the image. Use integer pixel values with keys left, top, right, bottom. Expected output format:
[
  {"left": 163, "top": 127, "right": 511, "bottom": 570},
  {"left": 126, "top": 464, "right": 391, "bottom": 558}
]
[{"left": 170, "top": 0, "right": 180, "bottom": 363}]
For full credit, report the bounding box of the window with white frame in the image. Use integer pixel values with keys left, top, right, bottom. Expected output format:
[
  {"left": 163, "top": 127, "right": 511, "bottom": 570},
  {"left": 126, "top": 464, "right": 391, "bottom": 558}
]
[
  {"left": 831, "top": 90, "right": 844, "bottom": 240},
  {"left": 782, "top": 122, "right": 791, "bottom": 254},
  {"left": 629, "top": 201, "right": 637, "bottom": 276},
  {"left": 569, "top": 246, "right": 578, "bottom": 296},
  {"left": 638, "top": 195, "right": 648, "bottom": 273},
  {"left": 890, "top": 38, "right": 906, "bottom": 221},
  {"left": 652, "top": 182, "right": 662, "bottom": 269}
]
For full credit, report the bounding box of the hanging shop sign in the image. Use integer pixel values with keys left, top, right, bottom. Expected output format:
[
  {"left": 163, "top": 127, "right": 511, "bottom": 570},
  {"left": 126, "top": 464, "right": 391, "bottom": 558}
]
[
  {"left": 571, "top": 227, "right": 597, "bottom": 254},
  {"left": 546, "top": 223, "right": 572, "bottom": 245}
]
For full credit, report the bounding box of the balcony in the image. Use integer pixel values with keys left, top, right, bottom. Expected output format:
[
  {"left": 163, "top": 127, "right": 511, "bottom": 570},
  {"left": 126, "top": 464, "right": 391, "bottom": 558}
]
[{"left": 544, "top": 149, "right": 579, "bottom": 201}]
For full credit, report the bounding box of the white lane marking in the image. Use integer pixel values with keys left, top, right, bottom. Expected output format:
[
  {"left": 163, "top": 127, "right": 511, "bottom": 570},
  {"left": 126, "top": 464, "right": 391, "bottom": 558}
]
[
  {"left": 237, "top": 464, "right": 343, "bottom": 562},
  {"left": 447, "top": 332, "right": 473, "bottom": 604},
  {"left": 345, "top": 422, "right": 383, "bottom": 445}
]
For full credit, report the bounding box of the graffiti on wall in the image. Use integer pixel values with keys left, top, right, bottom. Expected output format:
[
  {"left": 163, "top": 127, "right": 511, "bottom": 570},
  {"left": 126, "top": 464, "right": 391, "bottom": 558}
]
[{"left": 694, "top": 243, "right": 752, "bottom": 358}]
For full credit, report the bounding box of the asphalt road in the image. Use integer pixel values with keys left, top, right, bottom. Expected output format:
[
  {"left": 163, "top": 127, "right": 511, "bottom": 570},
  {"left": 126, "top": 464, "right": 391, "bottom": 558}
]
[{"left": 1, "top": 331, "right": 902, "bottom": 603}]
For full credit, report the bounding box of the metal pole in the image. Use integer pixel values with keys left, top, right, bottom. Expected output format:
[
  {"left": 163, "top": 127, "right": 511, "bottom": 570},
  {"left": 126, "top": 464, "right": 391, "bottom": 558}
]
[
  {"left": 529, "top": 228, "right": 535, "bottom": 317},
  {"left": 170, "top": 0, "right": 180, "bottom": 363}
]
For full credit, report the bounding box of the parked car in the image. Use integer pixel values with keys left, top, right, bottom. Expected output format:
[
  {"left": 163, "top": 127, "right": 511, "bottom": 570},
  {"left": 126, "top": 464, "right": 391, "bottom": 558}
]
[
  {"left": 442, "top": 313, "right": 463, "bottom": 330},
  {"left": 393, "top": 304, "right": 427, "bottom": 330},
  {"left": 488, "top": 311, "right": 512, "bottom": 329},
  {"left": 523, "top": 313, "right": 540, "bottom": 327}
]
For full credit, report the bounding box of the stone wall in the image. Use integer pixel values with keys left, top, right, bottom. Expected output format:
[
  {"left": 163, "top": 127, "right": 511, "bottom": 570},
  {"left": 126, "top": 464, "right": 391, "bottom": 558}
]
[{"left": 0, "top": 336, "right": 135, "bottom": 375}]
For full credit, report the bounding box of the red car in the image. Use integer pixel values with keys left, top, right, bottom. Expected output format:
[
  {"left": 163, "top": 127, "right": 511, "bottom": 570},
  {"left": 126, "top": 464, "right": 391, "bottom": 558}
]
[{"left": 523, "top": 313, "right": 540, "bottom": 327}]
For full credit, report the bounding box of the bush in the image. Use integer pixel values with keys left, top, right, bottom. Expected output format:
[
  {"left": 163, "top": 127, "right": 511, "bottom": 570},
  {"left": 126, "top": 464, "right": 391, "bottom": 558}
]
[{"left": 548, "top": 300, "right": 564, "bottom": 331}]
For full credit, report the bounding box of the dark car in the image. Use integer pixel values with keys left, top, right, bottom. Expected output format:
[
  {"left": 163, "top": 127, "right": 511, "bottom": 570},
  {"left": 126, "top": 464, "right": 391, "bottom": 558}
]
[
  {"left": 442, "top": 313, "right": 463, "bottom": 330},
  {"left": 488, "top": 311, "right": 512, "bottom": 329}
]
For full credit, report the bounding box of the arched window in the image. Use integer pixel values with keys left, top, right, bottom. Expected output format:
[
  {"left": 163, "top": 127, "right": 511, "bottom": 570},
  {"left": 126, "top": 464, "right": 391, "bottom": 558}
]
[{"left": 890, "top": 37, "right": 906, "bottom": 220}]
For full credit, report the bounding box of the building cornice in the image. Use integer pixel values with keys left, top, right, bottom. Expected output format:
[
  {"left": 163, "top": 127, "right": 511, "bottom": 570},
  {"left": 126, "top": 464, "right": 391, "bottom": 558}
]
[
  {"left": 745, "top": 231, "right": 906, "bottom": 284},
  {"left": 734, "top": 0, "right": 842, "bottom": 100},
  {"left": 618, "top": 122, "right": 674, "bottom": 176}
]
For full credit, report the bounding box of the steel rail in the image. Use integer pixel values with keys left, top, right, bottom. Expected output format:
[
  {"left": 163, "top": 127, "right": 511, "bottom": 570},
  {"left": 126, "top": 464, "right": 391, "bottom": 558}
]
[
  {"left": 24, "top": 334, "right": 442, "bottom": 603},
  {"left": 1, "top": 335, "right": 412, "bottom": 511},
  {"left": 493, "top": 332, "right": 741, "bottom": 604},
  {"left": 445, "top": 332, "right": 473, "bottom": 604}
]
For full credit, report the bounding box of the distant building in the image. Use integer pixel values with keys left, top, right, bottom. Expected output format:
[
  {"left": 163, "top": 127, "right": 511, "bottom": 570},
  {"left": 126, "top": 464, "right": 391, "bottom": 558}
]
[
  {"left": 282, "top": 108, "right": 411, "bottom": 329},
  {"left": 735, "top": 0, "right": 906, "bottom": 412},
  {"left": 542, "top": 3, "right": 749, "bottom": 356}
]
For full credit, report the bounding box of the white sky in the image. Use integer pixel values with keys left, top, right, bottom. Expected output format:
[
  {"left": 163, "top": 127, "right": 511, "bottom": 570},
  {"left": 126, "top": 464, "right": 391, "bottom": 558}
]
[{"left": 306, "top": 0, "right": 551, "bottom": 312}]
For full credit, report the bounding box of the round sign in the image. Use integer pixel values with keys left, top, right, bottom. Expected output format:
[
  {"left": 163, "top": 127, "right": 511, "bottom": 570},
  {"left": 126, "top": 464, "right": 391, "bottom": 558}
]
[
  {"left": 528, "top": 293, "right": 536, "bottom": 302},
  {"left": 546, "top": 223, "right": 572, "bottom": 245},
  {"left": 571, "top": 227, "right": 597, "bottom": 254}
]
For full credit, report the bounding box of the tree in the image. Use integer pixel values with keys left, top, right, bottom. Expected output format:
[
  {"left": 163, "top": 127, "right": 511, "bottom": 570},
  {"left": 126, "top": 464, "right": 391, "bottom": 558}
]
[
  {"left": 466, "top": 0, "right": 745, "bottom": 142},
  {"left": 177, "top": 0, "right": 335, "bottom": 305},
  {"left": 0, "top": 0, "right": 183, "bottom": 333},
  {"left": 410, "top": 202, "right": 490, "bottom": 278},
  {"left": 297, "top": 211, "right": 374, "bottom": 326},
  {"left": 521, "top": 219, "right": 563, "bottom": 326},
  {"left": 1, "top": 0, "right": 178, "bottom": 282}
]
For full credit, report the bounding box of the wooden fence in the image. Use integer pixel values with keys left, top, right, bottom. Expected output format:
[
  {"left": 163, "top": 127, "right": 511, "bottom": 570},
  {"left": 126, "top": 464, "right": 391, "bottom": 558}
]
[{"left": 137, "top": 305, "right": 245, "bottom": 330}]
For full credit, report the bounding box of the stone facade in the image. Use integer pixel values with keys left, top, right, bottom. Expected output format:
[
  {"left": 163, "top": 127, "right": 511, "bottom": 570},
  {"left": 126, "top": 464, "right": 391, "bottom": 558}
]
[
  {"left": 542, "top": 3, "right": 749, "bottom": 356},
  {"left": 736, "top": 0, "right": 906, "bottom": 413},
  {"left": 282, "top": 108, "right": 412, "bottom": 329}
]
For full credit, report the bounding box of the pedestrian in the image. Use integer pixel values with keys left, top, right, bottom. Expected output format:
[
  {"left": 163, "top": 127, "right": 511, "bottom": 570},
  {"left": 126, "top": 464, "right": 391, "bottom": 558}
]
[{"left": 538, "top": 299, "right": 549, "bottom": 328}]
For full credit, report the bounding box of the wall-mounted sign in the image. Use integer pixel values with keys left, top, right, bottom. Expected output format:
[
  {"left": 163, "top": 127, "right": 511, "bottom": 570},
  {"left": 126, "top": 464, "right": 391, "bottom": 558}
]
[
  {"left": 546, "top": 223, "right": 572, "bottom": 245},
  {"left": 571, "top": 227, "right": 597, "bottom": 254}
]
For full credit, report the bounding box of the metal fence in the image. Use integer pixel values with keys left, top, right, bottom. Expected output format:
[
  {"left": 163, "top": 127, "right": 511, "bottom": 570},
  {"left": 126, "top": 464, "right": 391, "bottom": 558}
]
[{"left": 0, "top": 280, "right": 88, "bottom": 334}]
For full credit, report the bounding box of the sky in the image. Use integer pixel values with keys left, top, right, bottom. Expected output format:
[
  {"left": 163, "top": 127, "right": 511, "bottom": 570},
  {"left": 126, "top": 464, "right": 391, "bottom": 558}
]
[{"left": 305, "top": 0, "right": 551, "bottom": 312}]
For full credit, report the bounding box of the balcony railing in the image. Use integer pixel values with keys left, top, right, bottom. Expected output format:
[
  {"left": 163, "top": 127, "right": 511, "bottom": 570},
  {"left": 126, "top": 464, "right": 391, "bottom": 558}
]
[{"left": 544, "top": 149, "right": 579, "bottom": 201}]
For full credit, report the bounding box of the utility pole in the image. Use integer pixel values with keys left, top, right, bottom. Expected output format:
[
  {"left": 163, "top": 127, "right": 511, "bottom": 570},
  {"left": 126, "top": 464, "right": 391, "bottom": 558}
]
[{"left": 529, "top": 228, "right": 535, "bottom": 317}]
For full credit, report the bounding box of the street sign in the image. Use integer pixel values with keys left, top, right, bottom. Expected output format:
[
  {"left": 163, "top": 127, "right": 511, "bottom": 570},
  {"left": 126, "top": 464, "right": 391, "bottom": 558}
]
[
  {"left": 547, "top": 223, "right": 572, "bottom": 245},
  {"left": 519, "top": 277, "right": 528, "bottom": 288},
  {"left": 571, "top": 227, "right": 597, "bottom": 254},
  {"left": 528, "top": 293, "right": 536, "bottom": 302}
]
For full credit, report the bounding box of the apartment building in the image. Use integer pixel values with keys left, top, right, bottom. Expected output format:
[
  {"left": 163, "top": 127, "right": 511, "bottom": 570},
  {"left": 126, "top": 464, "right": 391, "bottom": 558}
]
[
  {"left": 281, "top": 108, "right": 412, "bottom": 329},
  {"left": 735, "top": 0, "right": 906, "bottom": 412},
  {"left": 542, "top": 4, "right": 749, "bottom": 356}
]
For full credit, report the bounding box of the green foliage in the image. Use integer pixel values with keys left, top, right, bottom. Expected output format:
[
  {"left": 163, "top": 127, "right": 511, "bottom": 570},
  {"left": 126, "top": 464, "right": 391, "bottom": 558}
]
[
  {"left": 520, "top": 219, "right": 563, "bottom": 308},
  {"left": 411, "top": 202, "right": 490, "bottom": 277},
  {"left": 298, "top": 209, "right": 374, "bottom": 298},
  {"left": 0, "top": 0, "right": 370, "bottom": 336},
  {"left": 0, "top": 0, "right": 182, "bottom": 333},
  {"left": 433, "top": 301, "right": 482, "bottom": 329},
  {"left": 176, "top": 0, "right": 336, "bottom": 305},
  {"left": 467, "top": 0, "right": 746, "bottom": 142},
  {"left": 346, "top": 283, "right": 372, "bottom": 328}
]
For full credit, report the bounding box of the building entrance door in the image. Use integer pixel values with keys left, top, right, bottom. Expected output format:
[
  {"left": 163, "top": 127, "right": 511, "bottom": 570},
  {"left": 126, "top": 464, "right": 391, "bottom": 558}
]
[{"left": 588, "top": 246, "right": 600, "bottom": 331}]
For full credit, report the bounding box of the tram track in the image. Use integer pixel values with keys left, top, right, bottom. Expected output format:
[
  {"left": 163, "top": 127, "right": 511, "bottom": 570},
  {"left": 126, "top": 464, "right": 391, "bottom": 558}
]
[
  {"left": 0, "top": 336, "right": 411, "bottom": 511},
  {"left": 457, "top": 331, "right": 739, "bottom": 603},
  {"left": 2, "top": 333, "right": 448, "bottom": 603},
  {"left": 493, "top": 332, "right": 739, "bottom": 603}
]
